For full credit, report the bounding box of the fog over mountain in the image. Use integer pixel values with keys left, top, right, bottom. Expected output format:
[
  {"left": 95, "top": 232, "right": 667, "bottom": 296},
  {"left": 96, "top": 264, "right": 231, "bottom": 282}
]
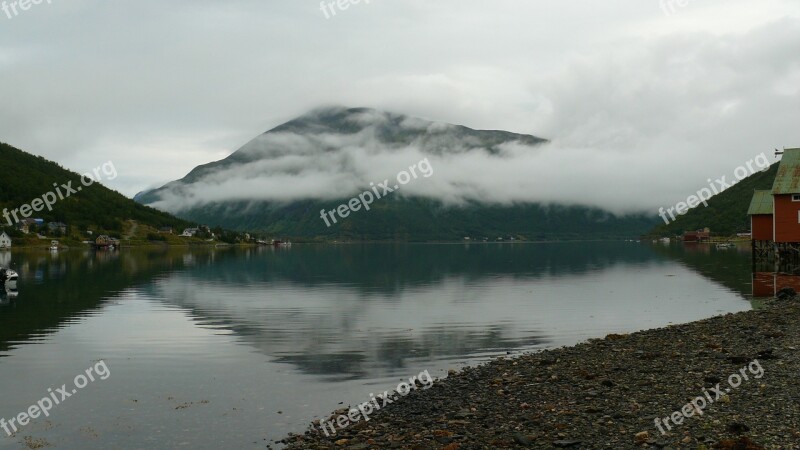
[
  {"left": 135, "top": 107, "right": 659, "bottom": 239},
  {"left": 137, "top": 107, "right": 558, "bottom": 212},
  {"left": 136, "top": 106, "right": 672, "bottom": 216}
]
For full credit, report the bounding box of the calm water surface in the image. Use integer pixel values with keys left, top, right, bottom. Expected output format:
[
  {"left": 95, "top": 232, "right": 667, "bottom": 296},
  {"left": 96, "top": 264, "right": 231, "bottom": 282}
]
[{"left": 0, "top": 242, "right": 757, "bottom": 449}]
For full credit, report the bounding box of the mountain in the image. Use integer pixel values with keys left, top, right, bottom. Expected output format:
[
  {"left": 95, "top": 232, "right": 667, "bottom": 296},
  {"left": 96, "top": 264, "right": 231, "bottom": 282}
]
[
  {"left": 0, "top": 142, "right": 189, "bottom": 238},
  {"left": 649, "top": 163, "right": 778, "bottom": 237},
  {"left": 136, "top": 107, "right": 659, "bottom": 241}
]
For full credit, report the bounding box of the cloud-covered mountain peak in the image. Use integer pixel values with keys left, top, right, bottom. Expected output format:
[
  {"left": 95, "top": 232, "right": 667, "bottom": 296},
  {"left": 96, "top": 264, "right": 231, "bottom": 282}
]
[
  {"left": 233, "top": 105, "right": 546, "bottom": 161},
  {"left": 135, "top": 106, "right": 548, "bottom": 210}
]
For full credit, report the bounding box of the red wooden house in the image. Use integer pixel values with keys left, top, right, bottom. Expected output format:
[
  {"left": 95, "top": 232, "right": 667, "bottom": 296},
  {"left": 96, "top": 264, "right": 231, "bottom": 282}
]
[
  {"left": 682, "top": 228, "right": 711, "bottom": 242},
  {"left": 771, "top": 148, "right": 800, "bottom": 243},
  {"left": 747, "top": 148, "right": 800, "bottom": 244},
  {"left": 747, "top": 190, "right": 773, "bottom": 241}
]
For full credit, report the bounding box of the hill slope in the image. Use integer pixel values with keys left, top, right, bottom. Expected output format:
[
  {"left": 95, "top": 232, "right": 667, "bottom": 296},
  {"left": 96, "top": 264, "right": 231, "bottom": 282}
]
[
  {"left": 136, "top": 107, "right": 659, "bottom": 241},
  {"left": 649, "top": 163, "right": 778, "bottom": 236},
  {"left": 175, "top": 197, "right": 658, "bottom": 241},
  {"left": 0, "top": 142, "right": 190, "bottom": 237}
]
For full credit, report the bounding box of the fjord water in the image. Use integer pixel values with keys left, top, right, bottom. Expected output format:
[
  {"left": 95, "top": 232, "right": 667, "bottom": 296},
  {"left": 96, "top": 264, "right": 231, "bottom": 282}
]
[{"left": 0, "top": 242, "right": 755, "bottom": 449}]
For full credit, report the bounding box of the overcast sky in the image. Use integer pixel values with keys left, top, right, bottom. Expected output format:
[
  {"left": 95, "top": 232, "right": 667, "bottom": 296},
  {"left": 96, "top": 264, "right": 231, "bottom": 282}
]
[{"left": 1, "top": 0, "right": 798, "bottom": 213}]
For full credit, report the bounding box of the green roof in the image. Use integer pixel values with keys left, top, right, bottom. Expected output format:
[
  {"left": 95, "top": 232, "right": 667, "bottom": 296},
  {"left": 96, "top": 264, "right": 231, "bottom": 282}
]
[
  {"left": 772, "top": 148, "right": 800, "bottom": 194},
  {"left": 747, "top": 190, "right": 773, "bottom": 215}
]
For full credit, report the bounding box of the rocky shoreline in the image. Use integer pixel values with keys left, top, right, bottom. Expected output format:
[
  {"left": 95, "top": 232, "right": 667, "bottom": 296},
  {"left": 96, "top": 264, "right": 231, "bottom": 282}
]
[{"left": 284, "top": 297, "right": 800, "bottom": 449}]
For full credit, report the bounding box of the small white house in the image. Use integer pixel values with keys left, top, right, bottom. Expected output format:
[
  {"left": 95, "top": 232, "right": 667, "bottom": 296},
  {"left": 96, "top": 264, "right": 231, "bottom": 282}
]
[
  {"left": 181, "top": 228, "right": 199, "bottom": 237},
  {"left": 0, "top": 232, "right": 11, "bottom": 249}
]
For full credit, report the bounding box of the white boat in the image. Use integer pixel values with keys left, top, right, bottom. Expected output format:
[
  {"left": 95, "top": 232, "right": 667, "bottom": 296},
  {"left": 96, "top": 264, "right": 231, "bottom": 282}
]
[
  {"left": 50, "top": 240, "right": 59, "bottom": 251},
  {"left": 1, "top": 267, "right": 18, "bottom": 283},
  {"left": 716, "top": 243, "right": 735, "bottom": 249}
]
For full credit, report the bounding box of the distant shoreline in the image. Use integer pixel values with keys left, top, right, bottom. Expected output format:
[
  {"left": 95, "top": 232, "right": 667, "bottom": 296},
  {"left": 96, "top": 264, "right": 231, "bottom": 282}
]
[
  {"left": 1, "top": 239, "right": 749, "bottom": 251},
  {"left": 3, "top": 239, "right": 640, "bottom": 249},
  {"left": 2, "top": 239, "right": 752, "bottom": 250}
]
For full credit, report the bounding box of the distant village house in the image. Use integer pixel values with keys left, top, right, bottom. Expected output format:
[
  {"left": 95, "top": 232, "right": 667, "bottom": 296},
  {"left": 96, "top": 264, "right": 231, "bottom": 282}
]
[
  {"left": 682, "top": 228, "right": 711, "bottom": 243},
  {"left": 181, "top": 228, "right": 199, "bottom": 237},
  {"left": 0, "top": 232, "right": 11, "bottom": 249},
  {"left": 15, "top": 218, "right": 42, "bottom": 234},
  {"left": 95, "top": 235, "right": 121, "bottom": 248}
]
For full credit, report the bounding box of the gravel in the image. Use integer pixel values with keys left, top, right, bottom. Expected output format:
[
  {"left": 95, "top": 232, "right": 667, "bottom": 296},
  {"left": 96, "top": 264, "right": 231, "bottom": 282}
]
[{"left": 283, "top": 298, "right": 800, "bottom": 449}]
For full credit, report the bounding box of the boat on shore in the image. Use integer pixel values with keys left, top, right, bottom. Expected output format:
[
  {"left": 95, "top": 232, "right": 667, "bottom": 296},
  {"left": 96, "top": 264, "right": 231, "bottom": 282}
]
[
  {"left": 0, "top": 267, "right": 19, "bottom": 283},
  {"left": 257, "top": 239, "right": 292, "bottom": 247}
]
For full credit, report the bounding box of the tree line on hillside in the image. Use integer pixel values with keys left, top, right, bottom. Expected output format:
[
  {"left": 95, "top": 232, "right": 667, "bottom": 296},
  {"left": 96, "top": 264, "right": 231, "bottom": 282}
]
[{"left": 0, "top": 142, "right": 190, "bottom": 237}]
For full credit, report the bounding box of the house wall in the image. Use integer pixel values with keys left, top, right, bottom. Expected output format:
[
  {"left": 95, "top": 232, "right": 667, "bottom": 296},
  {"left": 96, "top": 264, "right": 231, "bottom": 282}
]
[
  {"left": 774, "top": 194, "right": 800, "bottom": 242},
  {"left": 751, "top": 215, "right": 773, "bottom": 241}
]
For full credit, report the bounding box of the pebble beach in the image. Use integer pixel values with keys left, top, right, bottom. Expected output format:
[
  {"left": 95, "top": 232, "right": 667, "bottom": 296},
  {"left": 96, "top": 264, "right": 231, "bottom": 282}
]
[{"left": 285, "top": 297, "right": 800, "bottom": 450}]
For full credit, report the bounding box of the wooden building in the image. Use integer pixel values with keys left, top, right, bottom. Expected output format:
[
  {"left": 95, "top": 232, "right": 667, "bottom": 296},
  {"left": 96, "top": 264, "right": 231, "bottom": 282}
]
[
  {"left": 0, "top": 232, "right": 11, "bottom": 249},
  {"left": 771, "top": 148, "right": 800, "bottom": 243},
  {"left": 95, "top": 235, "right": 121, "bottom": 249},
  {"left": 747, "top": 190, "right": 773, "bottom": 241},
  {"left": 682, "top": 228, "right": 711, "bottom": 242},
  {"left": 748, "top": 148, "right": 800, "bottom": 265}
]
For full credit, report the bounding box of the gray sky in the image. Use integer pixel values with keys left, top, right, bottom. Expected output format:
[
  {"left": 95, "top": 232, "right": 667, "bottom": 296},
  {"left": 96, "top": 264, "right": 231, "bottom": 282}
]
[{"left": 1, "top": 0, "right": 798, "bottom": 213}]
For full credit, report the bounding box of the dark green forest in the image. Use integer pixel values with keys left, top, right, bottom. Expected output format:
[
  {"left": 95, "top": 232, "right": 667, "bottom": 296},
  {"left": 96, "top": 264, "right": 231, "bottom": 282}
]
[
  {"left": 649, "top": 163, "right": 778, "bottom": 236},
  {"left": 0, "top": 142, "right": 189, "bottom": 237},
  {"left": 178, "top": 196, "right": 660, "bottom": 241}
]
